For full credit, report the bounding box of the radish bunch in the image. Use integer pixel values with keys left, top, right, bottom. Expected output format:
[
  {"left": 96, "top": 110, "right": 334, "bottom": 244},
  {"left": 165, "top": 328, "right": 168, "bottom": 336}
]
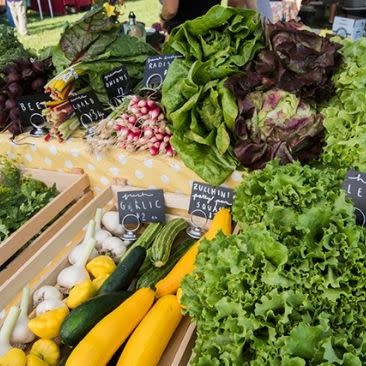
[{"left": 114, "top": 96, "right": 174, "bottom": 157}]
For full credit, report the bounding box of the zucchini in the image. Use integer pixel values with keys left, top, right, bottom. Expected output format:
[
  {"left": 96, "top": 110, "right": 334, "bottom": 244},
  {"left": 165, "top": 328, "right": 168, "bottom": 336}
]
[
  {"left": 99, "top": 246, "right": 146, "bottom": 295},
  {"left": 60, "top": 291, "right": 131, "bottom": 347},
  {"left": 119, "top": 222, "right": 162, "bottom": 262},
  {"left": 150, "top": 218, "right": 188, "bottom": 268},
  {"left": 137, "top": 247, "right": 153, "bottom": 276},
  {"left": 136, "top": 238, "right": 195, "bottom": 289}
]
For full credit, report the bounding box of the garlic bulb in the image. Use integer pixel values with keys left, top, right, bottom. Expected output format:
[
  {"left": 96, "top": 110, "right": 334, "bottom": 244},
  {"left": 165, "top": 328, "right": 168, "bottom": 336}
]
[
  {"left": 10, "top": 287, "right": 35, "bottom": 345},
  {"left": 94, "top": 208, "right": 111, "bottom": 250},
  {"left": 101, "top": 237, "right": 128, "bottom": 262},
  {"left": 68, "top": 220, "right": 97, "bottom": 265},
  {"left": 33, "top": 286, "right": 62, "bottom": 307},
  {"left": 35, "top": 298, "right": 67, "bottom": 316},
  {"left": 57, "top": 238, "right": 96, "bottom": 292},
  {"left": 0, "top": 307, "right": 20, "bottom": 356},
  {"left": 102, "top": 211, "right": 124, "bottom": 236}
]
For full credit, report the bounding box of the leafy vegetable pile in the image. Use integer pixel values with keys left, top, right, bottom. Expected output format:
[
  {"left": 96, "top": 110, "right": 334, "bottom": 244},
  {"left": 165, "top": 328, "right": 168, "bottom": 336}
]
[
  {"left": 162, "top": 5, "right": 263, "bottom": 185},
  {"left": 232, "top": 89, "right": 324, "bottom": 169},
  {"left": 321, "top": 37, "right": 366, "bottom": 171},
  {"left": 182, "top": 161, "right": 366, "bottom": 365},
  {"left": 0, "top": 25, "right": 29, "bottom": 72},
  {"left": 49, "top": 6, "right": 156, "bottom": 103},
  {"left": 226, "top": 21, "right": 342, "bottom": 102},
  {"left": 223, "top": 21, "right": 341, "bottom": 170},
  {"left": 0, "top": 157, "right": 58, "bottom": 241}
]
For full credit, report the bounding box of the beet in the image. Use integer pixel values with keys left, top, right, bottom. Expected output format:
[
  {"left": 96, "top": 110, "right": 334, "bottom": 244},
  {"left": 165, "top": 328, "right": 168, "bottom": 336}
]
[
  {"left": 2, "top": 64, "right": 19, "bottom": 75},
  {"left": 7, "top": 83, "right": 23, "bottom": 98},
  {"left": 5, "top": 99, "right": 16, "bottom": 111},
  {"left": 21, "top": 68, "right": 35, "bottom": 80},
  {"left": 5, "top": 72, "right": 21, "bottom": 84},
  {"left": 31, "top": 77, "right": 46, "bottom": 91},
  {"left": 15, "top": 57, "right": 31, "bottom": 69},
  {"left": 8, "top": 107, "right": 20, "bottom": 121},
  {"left": 0, "top": 110, "right": 8, "bottom": 127},
  {"left": 31, "top": 60, "right": 47, "bottom": 74}
]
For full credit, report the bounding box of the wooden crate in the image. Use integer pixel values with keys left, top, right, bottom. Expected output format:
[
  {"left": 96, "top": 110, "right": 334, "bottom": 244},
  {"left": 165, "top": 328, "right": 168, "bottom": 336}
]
[
  {"left": 0, "top": 167, "right": 93, "bottom": 285},
  {"left": 0, "top": 183, "right": 213, "bottom": 365}
]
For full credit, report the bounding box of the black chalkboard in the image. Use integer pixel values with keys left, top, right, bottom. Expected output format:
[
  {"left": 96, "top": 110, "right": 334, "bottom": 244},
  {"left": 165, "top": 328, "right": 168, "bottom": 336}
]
[
  {"left": 117, "top": 189, "right": 166, "bottom": 224},
  {"left": 343, "top": 170, "right": 366, "bottom": 226},
  {"left": 143, "top": 54, "right": 183, "bottom": 89},
  {"left": 16, "top": 94, "right": 51, "bottom": 128},
  {"left": 69, "top": 92, "right": 107, "bottom": 127},
  {"left": 102, "top": 66, "right": 132, "bottom": 106},
  {"left": 188, "top": 182, "right": 235, "bottom": 220}
]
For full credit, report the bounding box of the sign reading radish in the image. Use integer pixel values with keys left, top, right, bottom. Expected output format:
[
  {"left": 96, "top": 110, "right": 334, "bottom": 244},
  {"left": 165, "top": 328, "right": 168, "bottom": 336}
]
[
  {"left": 189, "top": 181, "right": 235, "bottom": 220},
  {"left": 69, "top": 92, "right": 107, "bottom": 127},
  {"left": 343, "top": 170, "right": 366, "bottom": 226},
  {"left": 143, "top": 54, "right": 183, "bottom": 89},
  {"left": 102, "top": 66, "right": 132, "bottom": 106},
  {"left": 118, "top": 189, "right": 166, "bottom": 224}
]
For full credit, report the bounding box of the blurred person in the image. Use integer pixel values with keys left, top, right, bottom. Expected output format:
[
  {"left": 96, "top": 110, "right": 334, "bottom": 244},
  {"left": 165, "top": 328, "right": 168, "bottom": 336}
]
[
  {"left": 6, "top": 0, "right": 16, "bottom": 27},
  {"left": 159, "top": 0, "right": 221, "bottom": 33},
  {"left": 7, "top": 0, "right": 28, "bottom": 36},
  {"left": 228, "top": 0, "right": 273, "bottom": 21}
]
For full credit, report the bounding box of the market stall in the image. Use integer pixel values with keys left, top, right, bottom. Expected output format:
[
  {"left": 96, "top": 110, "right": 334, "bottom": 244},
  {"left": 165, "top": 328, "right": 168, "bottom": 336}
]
[{"left": 1, "top": 1, "right": 366, "bottom": 365}]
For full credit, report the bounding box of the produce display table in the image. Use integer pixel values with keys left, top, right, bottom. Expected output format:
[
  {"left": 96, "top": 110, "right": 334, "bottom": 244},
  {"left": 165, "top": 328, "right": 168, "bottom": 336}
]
[{"left": 0, "top": 133, "right": 242, "bottom": 193}]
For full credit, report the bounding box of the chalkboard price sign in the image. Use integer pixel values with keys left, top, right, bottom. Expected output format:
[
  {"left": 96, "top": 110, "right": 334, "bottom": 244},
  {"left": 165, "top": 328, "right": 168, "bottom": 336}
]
[
  {"left": 16, "top": 94, "right": 51, "bottom": 128},
  {"left": 143, "top": 54, "right": 183, "bottom": 89},
  {"left": 189, "top": 182, "right": 235, "bottom": 220},
  {"left": 117, "top": 189, "right": 166, "bottom": 224},
  {"left": 343, "top": 170, "right": 366, "bottom": 226},
  {"left": 69, "top": 92, "right": 107, "bottom": 127},
  {"left": 102, "top": 66, "right": 132, "bottom": 106}
]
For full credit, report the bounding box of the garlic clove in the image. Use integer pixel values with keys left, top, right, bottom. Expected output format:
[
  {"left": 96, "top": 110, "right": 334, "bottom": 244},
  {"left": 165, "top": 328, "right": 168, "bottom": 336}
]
[{"left": 33, "top": 286, "right": 62, "bottom": 307}]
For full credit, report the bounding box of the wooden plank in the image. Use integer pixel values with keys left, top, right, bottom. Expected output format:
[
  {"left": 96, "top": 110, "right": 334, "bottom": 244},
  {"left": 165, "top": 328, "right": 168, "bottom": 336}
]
[
  {"left": 0, "top": 173, "right": 90, "bottom": 266},
  {"left": 0, "top": 190, "right": 94, "bottom": 285}
]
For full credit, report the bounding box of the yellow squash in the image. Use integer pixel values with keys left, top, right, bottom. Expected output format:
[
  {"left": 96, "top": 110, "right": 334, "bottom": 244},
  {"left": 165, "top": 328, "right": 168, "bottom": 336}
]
[
  {"left": 0, "top": 348, "right": 26, "bottom": 366},
  {"left": 66, "top": 288, "right": 155, "bottom": 366},
  {"left": 155, "top": 208, "right": 232, "bottom": 298},
  {"left": 28, "top": 306, "right": 69, "bottom": 339},
  {"left": 26, "top": 354, "right": 49, "bottom": 366},
  {"left": 92, "top": 275, "right": 109, "bottom": 291},
  {"left": 30, "top": 339, "right": 60, "bottom": 366},
  {"left": 117, "top": 295, "right": 182, "bottom": 366},
  {"left": 86, "top": 256, "right": 116, "bottom": 278},
  {"left": 66, "top": 280, "right": 96, "bottom": 309}
]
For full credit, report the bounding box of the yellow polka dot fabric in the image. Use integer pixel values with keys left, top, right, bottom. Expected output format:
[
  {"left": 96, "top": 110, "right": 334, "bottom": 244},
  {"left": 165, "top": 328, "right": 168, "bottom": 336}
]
[{"left": 0, "top": 133, "right": 243, "bottom": 193}]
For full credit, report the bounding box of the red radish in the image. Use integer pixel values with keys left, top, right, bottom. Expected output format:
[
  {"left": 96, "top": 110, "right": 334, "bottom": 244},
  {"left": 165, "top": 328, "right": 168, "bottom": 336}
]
[
  {"left": 155, "top": 133, "right": 163, "bottom": 141},
  {"left": 137, "top": 100, "right": 146, "bottom": 108},
  {"left": 150, "top": 136, "right": 158, "bottom": 143},
  {"left": 114, "top": 124, "right": 123, "bottom": 131},
  {"left": 150, "top": 108, "right": 160, "bottom": 119},
  {"left": 140, "top": 107, "right": 148, "bottom": 115},
  {"left": 163, "top": 136, "right": 170, "bottom": 142},
  {"left": 128, "top": 115, "right": 136, "bottom": 124},
  {"left": 135, "top": 112, "right": 143, "bottom": 118},
  {"left": 153, "top": 142, "right": 160, "bottom": 149},
  {"left": 144, "top": 129, "right": 153, "bottom": 138},
  {"left": 166, "top": 145, "right": 174, "bottom": 156},
  {"left": 147, "top": 100, "right": 156, "bottom": 108},
  {"left": 158, "top": 113, "right": 165, "bottom": 121},
  {"left": 149, "top": 146, "right": 159, "bottom": 156},
  {"left": 130, "top": 107, "right": 139, "bottom": 115}
]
